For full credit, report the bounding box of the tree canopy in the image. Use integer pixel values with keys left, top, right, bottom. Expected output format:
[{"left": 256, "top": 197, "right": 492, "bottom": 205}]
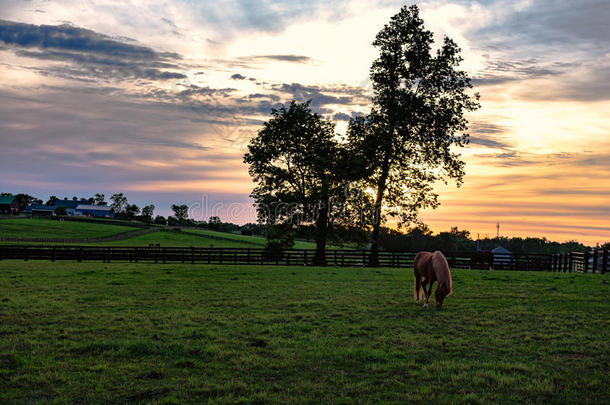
[
  {"left": 349, "top": 4, "right": 480, "bottom": 265},
  {"left": 244, "top": 100, "right": 361, "bottom": 264}
]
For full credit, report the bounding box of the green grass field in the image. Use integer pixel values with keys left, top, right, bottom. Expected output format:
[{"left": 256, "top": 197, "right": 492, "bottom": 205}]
[
  {"left": 0, "top": 262, "right": 607, "bottom": 404},
  {"left": 102, "top": 230, "right": 264, "bottom": 248},
  {"left": 0, "top": 219, "right": 322, "bottom": 249},
  {"left": 0, "top": 218, "right": 135, "bottom": 240},
  {"left": 178, "top": 229, "right": 320, "bottom": 249}
]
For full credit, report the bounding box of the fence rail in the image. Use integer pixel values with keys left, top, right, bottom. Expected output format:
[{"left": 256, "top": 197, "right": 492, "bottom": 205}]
[{"left": 0, "top": 245, "right": 607, "bottom": 272}]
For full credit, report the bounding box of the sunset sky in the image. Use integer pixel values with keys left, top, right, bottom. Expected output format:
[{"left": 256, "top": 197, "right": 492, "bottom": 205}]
[{"left": 1, "top": 0, "right": 609, "bottom": 245}]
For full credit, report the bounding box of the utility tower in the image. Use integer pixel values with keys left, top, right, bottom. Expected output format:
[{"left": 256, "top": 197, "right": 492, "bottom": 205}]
[{"left": 496, "top": 222, "right": 500, "bottom": 239}]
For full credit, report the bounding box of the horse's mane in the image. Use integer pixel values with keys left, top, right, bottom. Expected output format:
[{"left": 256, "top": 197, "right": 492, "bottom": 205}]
[{"left": 432, "top": 251, "right": 452, "bottom": 295}]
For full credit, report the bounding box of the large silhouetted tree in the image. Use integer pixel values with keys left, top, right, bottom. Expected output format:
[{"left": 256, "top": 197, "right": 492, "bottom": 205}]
[
  {"left": 244, "top": 101, "right": 361, "bottom": 265},
  {"left": 350, "top": 5, "right": 480, "bottom": 265}
]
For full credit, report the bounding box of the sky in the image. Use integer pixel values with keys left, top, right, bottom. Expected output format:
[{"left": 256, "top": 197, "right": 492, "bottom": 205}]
[{"left": 0, "top": 0, "right": 609, "bottom": 245}]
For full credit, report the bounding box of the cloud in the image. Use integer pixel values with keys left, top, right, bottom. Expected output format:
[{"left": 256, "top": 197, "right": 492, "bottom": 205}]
[
  {"left": 472, "top": 59, "right": 576, "bottom": 87},
  {"left": 0, "top": 20, "right": 177, "bottom": 59},
  {"left": 467, "top": 121, "right": 512, "bottom": 149},
  {"left": 247, "top": 54, "right": 312, "bottom": 63},
  {"left": 0, "top": 19, "right": 184, "bottom": 81},
  {"left": 272, "top": 82, "right": 368, "bottom": 111},
  {"left": 516, "top": 64, "right": 610, "bottom": 102},
  {"left": 332, "top": 112, "right": 351, "bottom": 121}
]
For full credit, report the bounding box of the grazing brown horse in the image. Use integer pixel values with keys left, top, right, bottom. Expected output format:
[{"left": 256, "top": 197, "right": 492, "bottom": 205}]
[{"left": 413, "top": 251, "right": 453, "bottom": 308}]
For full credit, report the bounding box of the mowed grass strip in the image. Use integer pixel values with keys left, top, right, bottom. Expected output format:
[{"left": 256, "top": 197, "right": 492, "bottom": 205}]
[
  {"left": 0, "top": 218, "right": 135, "bottom": 240},
  {"left": 102, "top": 230, "right": 260, "bottom": 248},
  {"left": 0, "top": 262, "right": 608, "bottom": 404},
  {"left": 180, "top": 229, "right": 321, "bottom": 249}
]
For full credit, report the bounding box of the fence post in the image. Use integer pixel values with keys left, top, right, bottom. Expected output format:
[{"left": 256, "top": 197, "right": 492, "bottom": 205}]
[
  {"left": 24, "top": 246, "right": 28, "bottom": 262},
  {"left": 584, "top": 251, "right": 590, "bottom": 273},
  {"left": 78, "top": 247, "right": 82, "bottom": 263},
  {"left": 568, "top": 252, "right": 572, "bottom": 273},
  {"left": 191, "top": 247, "right": 194, "bottom": 264},
  {"left": 602, "top": 250, "right": 608, "bottom": 275},
  {"left": 555, "top": 254, "right": 559, "bottom": 272},
  {"left": 592, "top": 250, "right": 598, "bottom": 274},
  {"left": 247, "top": 248, "right": 251, "bottom": 265},
  {"left": 304, "top": 250, "right": 308, "bottom": 266},
  {"left": 51, "top": 247, "right": 56, "bottom": 262}
]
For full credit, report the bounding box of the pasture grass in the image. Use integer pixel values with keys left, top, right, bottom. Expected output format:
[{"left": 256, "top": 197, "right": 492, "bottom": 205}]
[
  {"left": 0, "top": 218, "right": 135, "bottom": 239},
  {"left": 179, "top": 229, "right": 321, "bottom": 249},
  {"left": 0, "top": 219, "right": 323, "bottom": 248},
  {"left": 0, "top": 261, "right": 608, "bottom": 404}
]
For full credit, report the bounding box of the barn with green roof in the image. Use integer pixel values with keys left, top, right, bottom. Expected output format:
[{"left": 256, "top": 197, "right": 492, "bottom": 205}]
[{"left": 0, "top": 194, "right": 19, "bottom": 215}]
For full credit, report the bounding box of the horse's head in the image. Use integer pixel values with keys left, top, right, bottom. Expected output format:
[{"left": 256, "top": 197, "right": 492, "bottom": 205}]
[{"left": 434, "top": 283, "right": 451, "bottom": 308}]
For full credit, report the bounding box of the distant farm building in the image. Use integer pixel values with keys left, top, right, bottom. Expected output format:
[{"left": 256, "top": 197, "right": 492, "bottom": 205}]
[
  {"left": 75, "top": 204, "right": 114, "bottom": 218},
  {"left": 23, "top": 204, "right": 55, "bottom": 217},
  {"left": 24, "top": 199, "right": 114, "bottom": 218},
  {"left": 0, "top": 195, "right": 19, "bottom": 215},
  {"left": 492, "top": 246, "right": 512, "bottom": 268}
]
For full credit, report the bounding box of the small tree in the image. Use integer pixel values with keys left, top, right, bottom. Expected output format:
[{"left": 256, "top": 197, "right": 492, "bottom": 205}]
[
  {"left": 154, "top": 215, "right": 166, "bottom": 225},
  {"left": 55, "top": 206, "right": 67, "bottom": 216},
  {"left": 208, "top": 216, "right": 221, "bottom": 230},
  {"left": 94, "top": 193, "right": 106, "bottom": 206},
  {"left": 124, "top": 204, "right": 140, "bottom": 219},
  {"left": 110, "top": 193, "right": 128, "bottom": 215},
  {"left": 45, "top": 196, "right": 59, "bottom": 206},
  {"left": 263, "top": 224, "right": 295, "bottom": 261},
  {"left": 141, "top": 205, "right": 155, "bottom": 223},
  {"left": 171, "top": 204, "right": 189, "bottom": 223},
  {"left": 13, "top": 194, "right": 39, "bottom": 211}
]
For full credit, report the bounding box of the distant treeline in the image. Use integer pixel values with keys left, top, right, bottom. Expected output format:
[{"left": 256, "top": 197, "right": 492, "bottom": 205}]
[
  {"left": 373, "top": 227, "right": 605, "bottom": 254},
  {"left": 4, "top": 192, "right": 605, "bottom": 253}
]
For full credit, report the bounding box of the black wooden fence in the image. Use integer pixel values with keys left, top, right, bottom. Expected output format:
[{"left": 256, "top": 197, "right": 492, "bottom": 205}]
[
  {"left": 0, "top": 245, "right": 607, "bottom": 272},
  {"left": 551, "top": 249, "right": 609, "bottom": 274}
]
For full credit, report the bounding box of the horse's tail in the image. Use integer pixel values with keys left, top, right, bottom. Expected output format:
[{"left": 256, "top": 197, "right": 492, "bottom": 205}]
[
  {"left": 413, "top": 274, "right": 423, "bottom": 301},
  {"left": 445, "top": 267, "right": 453, "bottom": 296}
]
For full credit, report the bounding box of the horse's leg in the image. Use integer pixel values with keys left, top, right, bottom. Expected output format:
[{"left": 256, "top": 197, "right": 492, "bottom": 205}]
[
  {"left": 424, "top": 279, "right": 435, "bottom": 308},
  {"left": 422, "top": 277, "right": 430, "bottom": 307}
]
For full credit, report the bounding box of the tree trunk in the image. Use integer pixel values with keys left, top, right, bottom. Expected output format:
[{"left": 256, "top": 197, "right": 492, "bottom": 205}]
[
  {"left": 313, "top": 201, "right": 329, "bottom": 266},
  {"left": 369, "top": 163, "right": 390, "bottom": 267}
]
